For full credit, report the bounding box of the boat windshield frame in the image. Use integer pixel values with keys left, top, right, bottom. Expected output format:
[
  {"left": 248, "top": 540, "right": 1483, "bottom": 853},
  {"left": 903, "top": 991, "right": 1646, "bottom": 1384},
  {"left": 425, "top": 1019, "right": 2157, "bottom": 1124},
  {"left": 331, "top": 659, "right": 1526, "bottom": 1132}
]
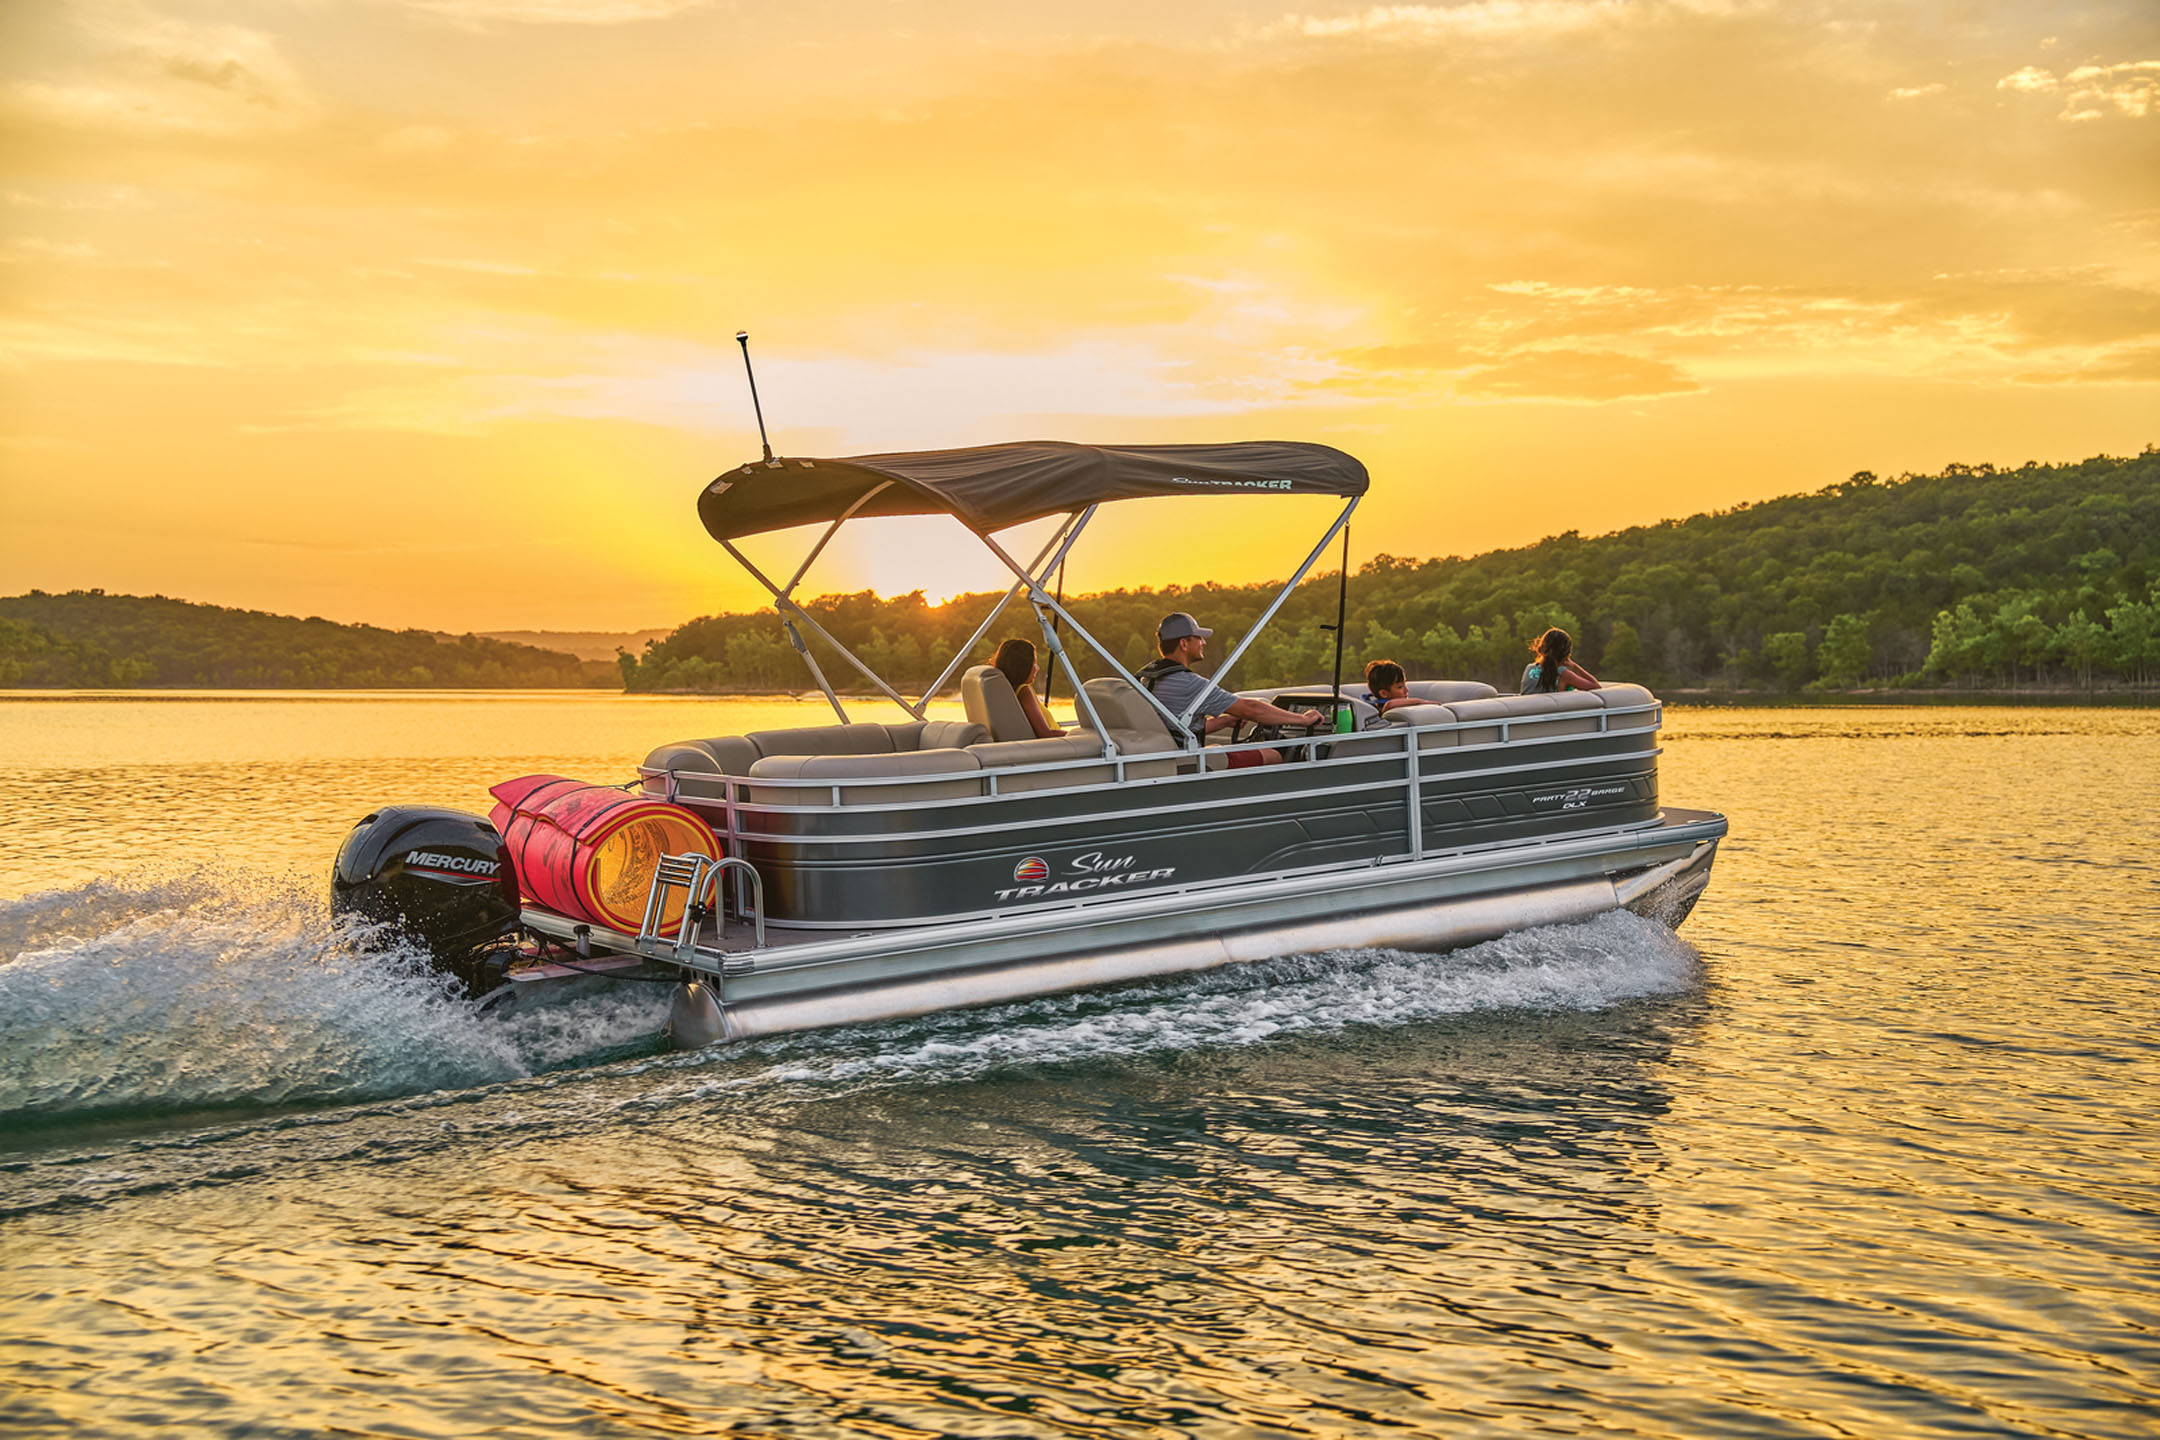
[{"left": 711, "top": 471, "right": 1362, "bottom": 755}]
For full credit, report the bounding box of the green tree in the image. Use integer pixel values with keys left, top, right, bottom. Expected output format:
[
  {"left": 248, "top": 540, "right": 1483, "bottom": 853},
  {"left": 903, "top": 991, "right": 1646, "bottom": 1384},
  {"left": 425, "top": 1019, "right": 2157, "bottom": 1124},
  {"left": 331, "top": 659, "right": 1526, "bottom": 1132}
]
[
  {"left": 2105, "top": 592, "right": 2157, "bottom": 684},
  {"left": 1925, "top": 604, "right": 1987, "bottom": 683},
  {"left": 1603, "top": 621, "right": 1645, "bottom": 679},
  {"left": 1764, "top": 632, "right": 1812, "bottom": 689},
  {"left": 2051, "top": 611, "right": 2106, "bottom": 690},
  {"left": 1816, "top": 613, "right": 1872, "bottom": 686}
]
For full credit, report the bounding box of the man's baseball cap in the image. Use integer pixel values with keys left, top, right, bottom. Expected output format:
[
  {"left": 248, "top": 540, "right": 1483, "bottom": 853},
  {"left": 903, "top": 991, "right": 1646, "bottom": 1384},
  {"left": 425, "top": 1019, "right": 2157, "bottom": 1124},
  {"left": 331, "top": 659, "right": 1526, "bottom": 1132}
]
[{"left": 1158, "top": 612, "right": 1213, "bottom": 642}]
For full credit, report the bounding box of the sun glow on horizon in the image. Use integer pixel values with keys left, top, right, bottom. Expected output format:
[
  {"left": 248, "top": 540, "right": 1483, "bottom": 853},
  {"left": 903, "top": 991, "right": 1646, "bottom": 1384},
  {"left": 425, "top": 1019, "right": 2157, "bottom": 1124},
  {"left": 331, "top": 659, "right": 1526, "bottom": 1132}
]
[{"left": 2, "top": 0, "right": 2154, "bottom": 630}]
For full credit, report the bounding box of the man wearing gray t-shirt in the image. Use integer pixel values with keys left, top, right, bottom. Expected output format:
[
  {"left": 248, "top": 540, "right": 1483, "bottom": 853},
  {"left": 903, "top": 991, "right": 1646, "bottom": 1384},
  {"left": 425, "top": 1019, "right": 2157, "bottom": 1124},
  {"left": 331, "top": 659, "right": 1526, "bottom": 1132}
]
[{"left": 1135, "top": 612, "right": 1323, "bottom": 767}]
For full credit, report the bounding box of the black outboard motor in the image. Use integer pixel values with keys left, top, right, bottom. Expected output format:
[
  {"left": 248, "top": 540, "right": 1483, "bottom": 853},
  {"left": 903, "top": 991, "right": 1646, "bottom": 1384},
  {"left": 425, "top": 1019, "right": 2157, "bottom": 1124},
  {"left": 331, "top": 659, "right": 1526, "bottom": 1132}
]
[{"left": 332, "top": 806, "right": 522, "bottom": 997}]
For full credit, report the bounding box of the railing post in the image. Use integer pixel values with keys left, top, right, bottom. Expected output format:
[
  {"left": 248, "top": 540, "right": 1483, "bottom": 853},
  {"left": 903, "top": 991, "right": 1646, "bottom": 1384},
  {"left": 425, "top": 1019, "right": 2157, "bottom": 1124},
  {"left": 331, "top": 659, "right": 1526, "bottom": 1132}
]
[{"left": 1406, "top": 728, "right": 1423, "bottom": 861}]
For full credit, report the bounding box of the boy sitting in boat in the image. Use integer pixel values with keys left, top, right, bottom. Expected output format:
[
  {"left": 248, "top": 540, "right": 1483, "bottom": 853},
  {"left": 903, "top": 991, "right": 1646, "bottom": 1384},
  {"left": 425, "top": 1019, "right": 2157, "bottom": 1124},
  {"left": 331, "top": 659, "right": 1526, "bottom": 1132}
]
[
  {"left": 1136, "top": 612, "right": 1324, "bottom": 766},
  {"left": 1358, "top": 659, "right": 1425, "bottom": 724}
]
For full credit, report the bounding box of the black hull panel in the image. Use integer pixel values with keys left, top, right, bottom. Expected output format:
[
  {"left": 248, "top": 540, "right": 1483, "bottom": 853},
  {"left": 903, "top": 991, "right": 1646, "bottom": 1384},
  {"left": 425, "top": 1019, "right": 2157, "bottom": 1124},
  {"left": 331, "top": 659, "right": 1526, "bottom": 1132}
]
[{"left": 654, "top": 730, "right": 1660, "bottom": 928}]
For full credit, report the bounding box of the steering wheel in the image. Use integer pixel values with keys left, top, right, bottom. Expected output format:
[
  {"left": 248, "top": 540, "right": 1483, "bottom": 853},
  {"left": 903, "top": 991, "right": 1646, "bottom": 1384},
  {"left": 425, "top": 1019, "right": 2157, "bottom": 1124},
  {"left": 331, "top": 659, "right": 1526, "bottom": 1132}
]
[{"left": 1228, "top": 719, "right": 1283, "bottom": 746}]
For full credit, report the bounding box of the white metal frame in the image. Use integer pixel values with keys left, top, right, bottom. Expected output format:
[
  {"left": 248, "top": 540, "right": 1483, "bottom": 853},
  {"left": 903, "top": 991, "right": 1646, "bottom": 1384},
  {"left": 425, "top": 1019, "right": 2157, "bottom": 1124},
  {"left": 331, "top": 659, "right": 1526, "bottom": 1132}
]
[{"left": 715, "top": 483, "right": 1365, "bottom": 756}]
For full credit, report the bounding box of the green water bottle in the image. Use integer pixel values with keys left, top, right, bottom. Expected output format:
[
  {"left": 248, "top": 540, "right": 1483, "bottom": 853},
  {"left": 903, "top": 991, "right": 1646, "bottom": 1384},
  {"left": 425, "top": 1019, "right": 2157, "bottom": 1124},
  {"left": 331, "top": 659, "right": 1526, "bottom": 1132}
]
[{"left": 1334, "top": 705, "right": 1355, "bottom": 734}]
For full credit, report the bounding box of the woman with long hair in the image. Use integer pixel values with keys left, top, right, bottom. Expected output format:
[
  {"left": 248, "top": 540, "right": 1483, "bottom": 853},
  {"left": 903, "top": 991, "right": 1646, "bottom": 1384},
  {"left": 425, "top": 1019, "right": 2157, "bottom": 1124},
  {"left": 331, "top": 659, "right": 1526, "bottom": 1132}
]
[
  {"left": 993, "top": 637, "right": 1066, "bottom": 738},
  {"left": 1522, "top": 627, "right": 1602, "bottom": 694}
]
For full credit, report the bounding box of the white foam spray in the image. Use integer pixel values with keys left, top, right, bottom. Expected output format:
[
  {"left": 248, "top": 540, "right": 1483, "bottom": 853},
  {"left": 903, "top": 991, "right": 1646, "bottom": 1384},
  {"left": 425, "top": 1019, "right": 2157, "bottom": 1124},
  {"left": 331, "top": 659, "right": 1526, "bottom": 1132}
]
[
  {"left": 665, "top": 907, "right": 1701, "bottom": 1104},
  {"left": 0, "top": 869, "right": 665, "bottom": 1122},
  {"left": 1, "top": 866, "right": 1695, "bottom": 1129}
]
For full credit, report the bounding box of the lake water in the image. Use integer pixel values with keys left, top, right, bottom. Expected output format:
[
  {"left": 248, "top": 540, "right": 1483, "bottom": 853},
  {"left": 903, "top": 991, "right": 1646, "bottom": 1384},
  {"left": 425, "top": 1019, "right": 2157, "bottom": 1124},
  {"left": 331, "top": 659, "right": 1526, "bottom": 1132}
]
[{"left": 1, "top": 695, "right": 2155, "bottom": 1438}]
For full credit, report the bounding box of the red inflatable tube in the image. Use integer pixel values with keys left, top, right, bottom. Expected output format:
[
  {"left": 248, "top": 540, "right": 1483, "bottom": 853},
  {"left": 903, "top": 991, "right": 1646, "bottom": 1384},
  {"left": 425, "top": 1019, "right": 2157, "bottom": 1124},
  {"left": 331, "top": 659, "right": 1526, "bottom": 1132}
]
[{"left": 488, "top": 774, "right": 721, "bottom": 936}]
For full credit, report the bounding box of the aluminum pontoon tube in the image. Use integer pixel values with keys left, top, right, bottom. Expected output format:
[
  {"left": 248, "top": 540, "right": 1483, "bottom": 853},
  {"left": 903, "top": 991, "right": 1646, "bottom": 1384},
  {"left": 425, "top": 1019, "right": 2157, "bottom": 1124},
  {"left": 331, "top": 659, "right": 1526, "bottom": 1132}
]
[{"left": 691, "top": 845, "right": 1713, "bottom": 1044}]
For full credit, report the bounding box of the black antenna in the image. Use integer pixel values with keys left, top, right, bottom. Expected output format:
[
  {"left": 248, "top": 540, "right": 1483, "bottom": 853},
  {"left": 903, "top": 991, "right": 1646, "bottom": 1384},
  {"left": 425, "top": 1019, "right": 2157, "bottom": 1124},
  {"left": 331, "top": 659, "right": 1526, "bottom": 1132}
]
[
  {"left": 1329, "top": 522, "right": 1350, "bottom": 716},
  {"left": 1041, "top": 552, "right": 1067, "bottom": 706},
  {"left": 735, "top": 330, "right": 773, "bottom": 463}
]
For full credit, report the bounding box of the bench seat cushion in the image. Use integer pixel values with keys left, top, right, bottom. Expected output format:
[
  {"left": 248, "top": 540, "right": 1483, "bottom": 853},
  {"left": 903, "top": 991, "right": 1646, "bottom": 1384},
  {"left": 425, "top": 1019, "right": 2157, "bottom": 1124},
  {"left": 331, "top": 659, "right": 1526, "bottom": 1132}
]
[
  {"left": 643, "top": 736, "right": 763, "bottom": 775},
  {"left": 743, "top": 721, "right": 898, "bottom": 758},
  {"left": 1405, "top": 680, "right": 1498, "bottom": 703},
  {"left": 744, "top": 747, "right": 984, "bottom": 805},
  {"left": 1592, "top": 684, "right": 1659, "bottom": 728}
]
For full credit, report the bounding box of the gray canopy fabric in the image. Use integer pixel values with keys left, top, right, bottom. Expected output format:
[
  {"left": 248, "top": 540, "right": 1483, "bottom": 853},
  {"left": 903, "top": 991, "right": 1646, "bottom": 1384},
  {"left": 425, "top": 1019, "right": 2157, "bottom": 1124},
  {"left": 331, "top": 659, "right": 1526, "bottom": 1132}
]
[{"left": 698, "top": 440, "right": 1368, "bottom": 540}]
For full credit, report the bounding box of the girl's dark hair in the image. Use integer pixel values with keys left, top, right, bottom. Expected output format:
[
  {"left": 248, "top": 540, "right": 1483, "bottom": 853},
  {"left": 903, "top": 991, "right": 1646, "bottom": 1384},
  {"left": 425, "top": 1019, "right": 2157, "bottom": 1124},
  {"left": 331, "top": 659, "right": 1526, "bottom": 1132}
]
[
  {"left": 1364, "top": 659, "right": 1405, "bottom": 693},
  {"left": 1531, "top": 627, "right": 1571, "bottom": 692},
  {"left": 993, "top": 637, "right": 1037, "bottom": 695}
]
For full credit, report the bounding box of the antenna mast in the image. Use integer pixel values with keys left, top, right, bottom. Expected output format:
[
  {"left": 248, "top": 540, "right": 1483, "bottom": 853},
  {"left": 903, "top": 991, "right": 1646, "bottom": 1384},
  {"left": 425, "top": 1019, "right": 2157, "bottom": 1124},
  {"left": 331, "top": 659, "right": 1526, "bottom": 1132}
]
[{"left": 735, "top": 330, "right": 773, "bottom": 462}]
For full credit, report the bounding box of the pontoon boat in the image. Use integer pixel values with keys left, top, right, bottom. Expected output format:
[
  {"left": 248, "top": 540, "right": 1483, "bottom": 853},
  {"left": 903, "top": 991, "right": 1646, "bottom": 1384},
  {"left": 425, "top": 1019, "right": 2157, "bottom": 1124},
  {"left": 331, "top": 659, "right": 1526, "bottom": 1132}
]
[{"left": 334, "top": 440, "right": 1725, "bottom": 1049}]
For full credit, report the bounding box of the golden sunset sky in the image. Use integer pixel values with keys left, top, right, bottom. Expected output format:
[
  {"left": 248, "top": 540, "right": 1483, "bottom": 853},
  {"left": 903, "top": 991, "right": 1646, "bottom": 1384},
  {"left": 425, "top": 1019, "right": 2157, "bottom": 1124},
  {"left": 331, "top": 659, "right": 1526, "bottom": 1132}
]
[{"left": 3, "top": 0, "right": 2155, "bottom": 630}]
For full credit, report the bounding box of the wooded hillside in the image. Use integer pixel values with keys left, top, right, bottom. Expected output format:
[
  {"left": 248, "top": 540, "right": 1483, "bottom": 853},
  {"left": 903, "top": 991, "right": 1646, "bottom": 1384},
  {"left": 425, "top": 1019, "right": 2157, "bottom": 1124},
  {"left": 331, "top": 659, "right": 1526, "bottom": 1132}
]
[
  {"left": 622, "top": 449, "right": 2160, "bottom": 694},
  {"left": 0, "top": 591, "right": 612, "bottom": 689}
]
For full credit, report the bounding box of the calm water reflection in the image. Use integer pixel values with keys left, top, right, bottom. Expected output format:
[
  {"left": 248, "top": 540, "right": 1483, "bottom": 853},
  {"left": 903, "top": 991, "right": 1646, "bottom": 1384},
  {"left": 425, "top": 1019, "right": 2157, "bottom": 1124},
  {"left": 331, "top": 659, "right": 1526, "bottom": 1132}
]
[{"left": 1, "top": 696, "right": 2155, "bottom": 1437}]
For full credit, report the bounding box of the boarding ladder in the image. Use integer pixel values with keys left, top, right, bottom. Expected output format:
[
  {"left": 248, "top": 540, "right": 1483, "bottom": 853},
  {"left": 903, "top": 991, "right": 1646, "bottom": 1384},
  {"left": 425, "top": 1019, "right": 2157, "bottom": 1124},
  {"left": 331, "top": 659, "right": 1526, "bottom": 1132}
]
[{"left": 636, "top": 852, "right": 766, "bottom": 961}]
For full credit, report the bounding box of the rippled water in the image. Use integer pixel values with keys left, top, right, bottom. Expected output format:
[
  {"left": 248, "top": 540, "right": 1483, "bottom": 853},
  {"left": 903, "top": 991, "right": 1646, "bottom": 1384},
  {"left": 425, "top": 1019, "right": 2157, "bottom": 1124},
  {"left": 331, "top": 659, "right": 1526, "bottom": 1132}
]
[{"left": 1, "top": 695, "right": 2155, "bottom": 1437}]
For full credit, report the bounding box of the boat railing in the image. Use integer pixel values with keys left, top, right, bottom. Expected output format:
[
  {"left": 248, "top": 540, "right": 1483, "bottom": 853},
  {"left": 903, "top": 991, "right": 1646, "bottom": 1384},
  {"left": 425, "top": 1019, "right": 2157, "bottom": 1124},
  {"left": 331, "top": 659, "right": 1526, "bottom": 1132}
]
[
  {"left": 646, "top": 697, "right": 1662, "bottom": 873},
  {"left": 649, "top": 697, "right": 1660, "bottom": 802}
]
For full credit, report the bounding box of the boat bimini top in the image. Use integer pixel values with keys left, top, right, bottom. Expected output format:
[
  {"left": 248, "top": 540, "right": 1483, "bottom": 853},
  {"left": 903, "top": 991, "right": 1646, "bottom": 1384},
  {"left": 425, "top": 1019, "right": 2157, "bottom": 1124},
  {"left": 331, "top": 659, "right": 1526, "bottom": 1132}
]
[{"left": 698, "top": 440, "right": 1370, "bottom": 747}]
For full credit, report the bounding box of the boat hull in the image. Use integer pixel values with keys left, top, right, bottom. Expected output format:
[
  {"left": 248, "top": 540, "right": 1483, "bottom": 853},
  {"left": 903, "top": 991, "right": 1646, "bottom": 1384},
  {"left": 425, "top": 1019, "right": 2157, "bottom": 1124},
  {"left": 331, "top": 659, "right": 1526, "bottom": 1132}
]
[{"left": 513, "top": 807, "right": 1725, "bottom": 1048}]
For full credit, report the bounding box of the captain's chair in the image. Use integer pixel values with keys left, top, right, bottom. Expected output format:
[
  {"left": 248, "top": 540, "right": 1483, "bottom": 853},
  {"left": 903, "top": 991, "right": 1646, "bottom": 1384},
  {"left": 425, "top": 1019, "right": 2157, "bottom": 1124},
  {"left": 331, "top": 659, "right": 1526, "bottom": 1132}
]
[{"left": 960, "top": 664, "right": 1036, "bottom": 742}]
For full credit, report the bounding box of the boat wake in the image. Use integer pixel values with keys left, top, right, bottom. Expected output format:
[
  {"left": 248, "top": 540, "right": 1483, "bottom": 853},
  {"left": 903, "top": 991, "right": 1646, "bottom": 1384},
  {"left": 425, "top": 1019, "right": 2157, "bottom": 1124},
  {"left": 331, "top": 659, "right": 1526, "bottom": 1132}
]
[
  {"left": 0, "top": 869, "right": 669, "bottom": 1126},
  {"left": 0, "top": 869, "right": 1697, "bottom": 1134},
  {"left": 713, "top": 906, "right": 1701, "bottom": 1098}
]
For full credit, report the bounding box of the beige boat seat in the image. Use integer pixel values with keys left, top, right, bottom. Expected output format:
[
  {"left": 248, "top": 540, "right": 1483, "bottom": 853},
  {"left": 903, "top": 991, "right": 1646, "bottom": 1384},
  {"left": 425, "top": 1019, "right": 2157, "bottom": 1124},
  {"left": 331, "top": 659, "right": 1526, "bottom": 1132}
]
[
  {"left": 643, "top": 717, "right": 989, "bottom": 778},
  {"left": 1377, "top": 685, "right": 1657, "bottom": 748},
  {"left": 743, "top": 747, "right": 984, "bottom": 805},
  {"left": 643, "top": 670, "right": 1209, "bottom": 798},
  {"left": 892, "top": 718, "right": 994, "bottom": 751},
  {"left": 968, "top": 731, "right": 1111, "bottom": 793},
  {"left": 960, "top": 664, "right": 1036, "bottom": 742},
  {"left": 1405, "top": 680, "right": 1498, "bottom": 703},
  {"left": 1080, "top": 675, "right": 1182, "bottom": 747},
  {"left": 1589, "top": 683, "right": 1660, "bottom": 729},
  {"left": 928, "top": 676, "right": 1182, "bottom": 793}
]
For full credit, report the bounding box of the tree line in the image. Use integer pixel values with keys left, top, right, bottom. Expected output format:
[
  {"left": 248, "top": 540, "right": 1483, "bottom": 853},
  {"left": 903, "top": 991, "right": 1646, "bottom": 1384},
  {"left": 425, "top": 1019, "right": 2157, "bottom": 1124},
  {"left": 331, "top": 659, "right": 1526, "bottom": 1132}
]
[
  {"left": 9, "top": 450, "right": 2150, "bottom": 694},
  {"left": 622, "top": 448, "right": 2160, "bottom": 695},
  {"left": 0, "top": 591, "right": 614, "bottom": 689}
]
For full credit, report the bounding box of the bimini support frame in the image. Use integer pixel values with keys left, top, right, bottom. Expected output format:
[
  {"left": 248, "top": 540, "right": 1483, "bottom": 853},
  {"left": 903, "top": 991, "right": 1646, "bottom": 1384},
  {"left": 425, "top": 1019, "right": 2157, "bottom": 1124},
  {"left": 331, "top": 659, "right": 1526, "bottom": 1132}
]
[
  {"left": 720, "top": 537, "right": 924, "bottom": 720},
  {"left": 717, "top": 480, "right": 903, "bottom": 722},
  {"left": 1171, "top": 495, "right": 1358, "bottom": 737},
  {"left": 722, "top": 487, "right": 1363, "bottom": 759},
  {"left": 914, "top": 511, "right": 1086, "bottom": 709},
  {"left": 972, "top": 508, "right": 1125, "bottom": 751},
  {"left": 968, "top": 494, "right": 1359, "bottom": 754},
  {"left": 724, "top": 503, "right": 1089, "bottom": 728}
]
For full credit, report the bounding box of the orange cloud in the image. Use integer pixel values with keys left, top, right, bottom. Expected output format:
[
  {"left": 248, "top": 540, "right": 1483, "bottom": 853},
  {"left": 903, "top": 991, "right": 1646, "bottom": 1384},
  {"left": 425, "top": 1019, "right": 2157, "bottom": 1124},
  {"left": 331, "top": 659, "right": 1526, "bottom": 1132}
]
[
  {"left": 1, "top": 0, "right": 2154, "bottom": 629},
  {"left": 1456, "top": 349, "right": 1701, "bottom": 401}
]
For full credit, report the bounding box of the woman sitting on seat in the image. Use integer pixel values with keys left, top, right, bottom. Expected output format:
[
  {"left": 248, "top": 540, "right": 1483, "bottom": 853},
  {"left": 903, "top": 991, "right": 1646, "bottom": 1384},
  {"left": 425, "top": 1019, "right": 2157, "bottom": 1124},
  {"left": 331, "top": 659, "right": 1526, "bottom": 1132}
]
[
  {"left": 1522, "top": 627, "right": 1602, "bottom": 693},
  {"left": 994, "top": 637, "right": 1066, "bottom": 739}
]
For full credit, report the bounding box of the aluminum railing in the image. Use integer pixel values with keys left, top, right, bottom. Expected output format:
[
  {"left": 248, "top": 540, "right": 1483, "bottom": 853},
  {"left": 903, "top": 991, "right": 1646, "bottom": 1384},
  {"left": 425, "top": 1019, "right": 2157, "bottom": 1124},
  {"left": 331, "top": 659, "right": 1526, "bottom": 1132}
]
[{"left": 645, "top": 700, "right": 1662, "bottom": 876}]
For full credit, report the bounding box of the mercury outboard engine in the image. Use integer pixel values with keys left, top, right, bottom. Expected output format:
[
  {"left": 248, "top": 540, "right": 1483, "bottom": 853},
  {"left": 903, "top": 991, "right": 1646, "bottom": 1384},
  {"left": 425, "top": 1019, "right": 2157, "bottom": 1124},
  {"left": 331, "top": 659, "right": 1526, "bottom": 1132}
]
[{"left": 332, "top": 806, "right": 522, "bottom": 997}]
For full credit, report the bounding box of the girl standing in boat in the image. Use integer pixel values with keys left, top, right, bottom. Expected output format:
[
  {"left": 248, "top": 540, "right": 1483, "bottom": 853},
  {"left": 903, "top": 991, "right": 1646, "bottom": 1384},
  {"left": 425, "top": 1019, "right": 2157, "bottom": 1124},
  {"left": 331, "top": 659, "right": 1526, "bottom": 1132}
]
[
  {"left": 1522, "top": 627, "right": 1602, "bottom": 694},
  {"left": 993, "top": 637, "right": 1066, "bottom": 738}
]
